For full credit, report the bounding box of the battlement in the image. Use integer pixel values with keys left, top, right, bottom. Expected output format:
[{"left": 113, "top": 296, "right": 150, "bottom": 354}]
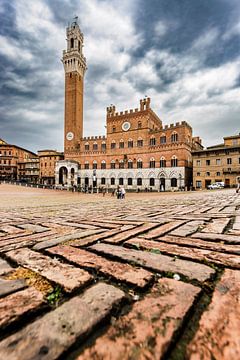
[
  {"left": 163, "top": 121, "right": 192, "bottom": 131},
  {"left": 81, "top": 135, "right": 106, "bottom": 141},
  {"left": 106, "top": 98, "right": 151, "bottom": 118}
]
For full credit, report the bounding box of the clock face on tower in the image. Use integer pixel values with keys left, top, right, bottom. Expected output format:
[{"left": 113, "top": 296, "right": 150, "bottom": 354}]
[
  {"left": 122, "top": 121, "right": 131, "bottom": 131},
  {"left": 66, "top": 132, "right": 74, "bottom": 141}
]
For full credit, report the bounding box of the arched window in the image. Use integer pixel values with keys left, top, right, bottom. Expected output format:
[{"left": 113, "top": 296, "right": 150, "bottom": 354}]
[
  {"left": 137, "top": 178, "right": 142, "bottom": 186},
  {"left": 93, "top": 161, "right": 97, "bottom": 170},
  {"left": 101, "top": 142, "right": 106, "bottom": 151},
  {"left": 119, "top": 178, "right": 124, "bottom": 185},
  {"left": 150, "top": 137, "right": 156, "bottom": 146},
  {"left": 128, "top": 139, "right": 133, "bottom": 148},
  {"left": 137, "top": 138, "right": 143, "bottom": 147},
  {"left": 119, "top": 160, "right": 124, "bottom": 169},
  {"left": 128, "top": 160, "right": 133, "bottom": 169},
  {"left": 93, "top": 142, "right": 98, "bottom": 151},
  {"left": 138, "top": 121, "right": 142, "bottom": 129},
  {"left": 111, "top": 160, "right": 115, "bottom": 169},
  {"left": 111, "top": 177, "right": 115, "bottom": 185},
  {"left": 160, "top": 135, "right": 166, "bottom": 144},
  {"left": 111, "top": 141, "right": 116, "bottom": 149},
  {"left": 160, "top": 157, "right": 166, "bottom": 168},
  {"left": 150, "top": 178, "right": 155, "bottom": 186},
  {"left": 101, "top": 160, "right": 106, "bottom": 169},
  {"left": 85, "top": 143, "right": 89, "bottom": 151},
  {"left": 150, "top": 157, "right": 155, "bottom": 168},
  {"left": 101, "top": 177, "right": 106, "bottom": 185},
  {"left": 171, "top": 178, "right": 177, "bottom": 187},
  {"left": 119, "top": 140, "right": 124, "bottom": 149},
  {"left": 84, "top": 161, "right": 89, "bottom": 170},
  {"left": 171, "top": 132, "right": 178, "bottom": 143},
  {"left": 171, "top": 156, "right": 178, "bottom": 167},
  {"left": 128, "top": 178, "right": 133, "bottom": 186},
  {"left": 70, "top": 38, "right": 74, "bottom": 48},
  {"left": 112, "top": 126, "right": 116, "bottom": 133},
  {"left": 137, "top": 159, "right": 143, "bottom": 169}
]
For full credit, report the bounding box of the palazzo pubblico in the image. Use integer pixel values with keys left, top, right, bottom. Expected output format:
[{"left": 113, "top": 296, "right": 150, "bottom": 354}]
[{"left": 56, "top": 20, "right": 203, "bottom": 191}]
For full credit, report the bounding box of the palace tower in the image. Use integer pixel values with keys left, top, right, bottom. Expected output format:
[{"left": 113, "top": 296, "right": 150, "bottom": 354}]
[{"left": 62, "top": 19, "right": 87, "bottom": 153}]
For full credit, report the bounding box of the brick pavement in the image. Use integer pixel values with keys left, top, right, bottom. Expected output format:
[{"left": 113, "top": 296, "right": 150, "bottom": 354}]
[{"left": 0, "top": 184, "right": 240, "bottom": 359}]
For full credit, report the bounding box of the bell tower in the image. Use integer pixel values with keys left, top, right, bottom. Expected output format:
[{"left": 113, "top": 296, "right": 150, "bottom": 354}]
[{"left": 62, "top": 18, "right": 87, "bottom": 153}]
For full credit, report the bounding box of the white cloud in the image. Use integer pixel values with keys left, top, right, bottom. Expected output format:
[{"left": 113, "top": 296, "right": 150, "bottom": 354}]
[{"left": 154, "top": 21, "right": 168, "bottom": 37}]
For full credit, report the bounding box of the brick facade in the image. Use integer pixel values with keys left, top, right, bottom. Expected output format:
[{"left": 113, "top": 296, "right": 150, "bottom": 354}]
[
  {"left": 56, "top": 21, "right": 202, "bottom": 191},
  {"left": 38, "top": 150, "right": 64, "bottom": 185}
]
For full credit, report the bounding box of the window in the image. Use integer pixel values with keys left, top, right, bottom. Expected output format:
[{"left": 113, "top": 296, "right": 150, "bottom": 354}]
[
  {"left": 111, "top": 177, "right": 115, "bottom": 185},
  {"left": 137, "top": 178, "right": 142, "bottom": 186},
  {"left": 70, "top": 38, "right": 74, "bottom": 48},
  {"left": 216, "top": 172, "right": 221, "bottom": 176},
  {"left": 171, "top": 156, "right": 178, "bottom": 167},
  {"left": 119, "top": 141, "right": 124, "bottom": 149},
  {"left": 150, "top": 158, "right": 155, "bottom": 168},
  {"left": 150, "top": 178, "right": 155, "bottom": 187},
  {"left": 216, "top": 159, "right": 221, "bottom": 165},
  {"left": 111, "top": 141, "right": 116, "bottom": 149},
  {"left": 227, "top": 158, "right": 232, "bottom": 165},
  {"left": 101, "top": 143, "right": 106, "bottom": 151},
  {"left": 150, "top": 137, "right": 156, "bottom": 146},
  {"left": 137, "top": 159, "right": 143, "bottom": 169},
  {"left": 101, "top": 161, "right": 106, "bottom": 169},
  {"left": 206, "top": 172, "right": 210, "bottom": 176},
  {"left": 111, "top": 161, "right": 115, "bottom": 169},
  {"left": 206, "top": 160, "right": 210, "bottom": 166},
  {"left": 138, "top": 121, "right": 142, "bottom": 129},
  {"left": 196, "top": 181, "right": 202, "bottom": 188},
  {"left": 85, "top": 162, "right": 89, "bottom": 170},
  {"left": 85, "top": 143, "right": 89, "bottom": 151},
  {"left": 93, "top": 143, "right": 98, "bottom": 151},
  {"left": 171, "top": 132, "right": 178, "bottom": 143},
  {"left": 128, "top": 139, "right": 133, "bottom": 148},
  {"left": 137, "top": 139, "right": 143, "bottom": 147},
  {"left": 93, "top": 161, "right": 97, "bottom": 170},
  {"left": 101, "top": 177, "right": 106, "bottom": 185},
  {"left": 119, "top": 160, "right": 124, "bottom": 169},
  {"left": 160, "top": 136, "right": 166, "bottom": 144},
  {"left": 171, "top": 178, "right": 177, "bottom": 187},
  {"left": 119, "top": 178, "right": 124, "bottom": 185},
  {"left": 196, "top": 160, "right": 201, "bottom": 166},
  {"left": 128, "top": 178, "right": 133, "bottom": 186},
  {"left": 233, "top": 139, "right": 238, "bottom": 146},
  {"left": 128, "top": 160, "right": 133, "bottom": 169},
  {"left": 160, "top": 158, "right": 166, "bottom": 167},
  {"left": 112, "top": 126, "right": 116, "bottom": 133}
]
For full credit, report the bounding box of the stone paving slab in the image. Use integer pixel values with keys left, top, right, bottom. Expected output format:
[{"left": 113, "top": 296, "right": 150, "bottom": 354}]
[
  {"left": 89, "top": 243, "right": 215, "bottom": 282},
  {"left": 0, "top": 283, "right": 125, "bottom": 360},
  {"left": 6, "top": 248, "right": 93, "bottom": 292},
  {"left": 0, "top": 185, "right": 240, "bottom": 359}
]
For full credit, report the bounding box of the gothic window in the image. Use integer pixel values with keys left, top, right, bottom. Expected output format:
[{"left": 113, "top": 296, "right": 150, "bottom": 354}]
[
  {"left": 84, "top": 162, "right": 89, "bottom": 170},
  {"left": 111, "top": 177, "right": 115, "bottom": 185},
  {"left": 150, "top": 178, "right": 155, "bottom": 187},
  {"left": 128, "top": 178, "right": 133, "bottom": 186},
  {"left": 101, "top": 177, "right": 106, "bottom": 185},
  {"left": 85, "top": 143, "right": 89, "bottom": 151},
  {"left": 119, "top": 160, "right": 124, "bottom": 169},
  {"left": 112, "top": 126, "right": 116, "bottom": 133},
  {"left": 101, "top": 161, "right": 106, "bottom": 169},
  {"left": 171, "top": 156, "right": 178, "bottom": 167},
  {"left": 93, "top": 161, "right": 97, "bottom": 170},
  {"left": 137, "top": 159, "right": 143, "bottom": 169},
  {"left": 171, "top": 178, "right": 177, "bottom": 187},
  {"left": 160, "top": 135, "right": 166, "bottom": 144},
  {"left": 138, "top": 121, "right": 142, "bottom": 129},
  {"left": 160, "top": 157, "right": 166, "bottom": 167},
  {"left": 128, "top": 139, "right": 133, "bottom": 148},
  {"left": 70, "top": 38, "right": 74, "bottom": 48},
  {"left": 93, "top": 142, "right": 98, "bottom": 151},
  {"left": 101, "top": 142, "right": 106, "bottom": 151},
  {"left": 171, "top": 132, "right": 178, "bottom": 143},
  {"left": 119, "top": 140, "right": 124, "bottom": 149},
  {"left": 119, "top": 178, "right": 124, "bottom": 185},
  {"left": 137, "top": 178, "right": 142, "bottom": 186},
  {"left": 111, "top": 160, "right": 115, "bottom": 169},
  {"left": 111, "top": 141, "right": 116, "bottom": 149},
  {"left": 150, "top": 137, "right": 156, "bottom": 146},
  {"left": 128, "top": 160, "right": 133, "bottom": 169},
  {"left": 137, "top": 138, "right": 143, "bottom": 147},
  {"left": 150, "top": 157, "right": 155, "bottom": 168}
]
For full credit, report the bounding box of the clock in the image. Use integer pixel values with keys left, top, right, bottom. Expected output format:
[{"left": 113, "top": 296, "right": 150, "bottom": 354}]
[
  {"left": 122, "top": 121, "right": 131, "bottom": 131},
  {"left": 66, "top": 132, "right": 74, "bottom": 141}
]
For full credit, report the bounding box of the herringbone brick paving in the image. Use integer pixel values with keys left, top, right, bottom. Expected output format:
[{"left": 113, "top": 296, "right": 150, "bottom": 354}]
[{"left": 0, "top": 184, "right": 239, "bottom": 359}]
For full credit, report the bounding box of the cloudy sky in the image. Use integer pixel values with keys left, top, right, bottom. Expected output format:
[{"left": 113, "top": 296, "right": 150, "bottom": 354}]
[{"left": 0, "top": 0, "right": 239, "bottom": 153}]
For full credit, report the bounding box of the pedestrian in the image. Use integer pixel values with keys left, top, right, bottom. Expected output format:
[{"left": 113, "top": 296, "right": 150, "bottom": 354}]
[
  {"left": 102, "top": 187, "right": 106, "bottom": 197},
  {"left": 111, "top": 188, "right": 115, "bottom": 197},
  {"left": 116, "top": 185, "right": 121, "bottom": 199},
  {"left": 121, "top": 186, "right": 126, "bottom": 199},
  {"left": 236, "top": 177, "right": 240, "bottom": 193}
]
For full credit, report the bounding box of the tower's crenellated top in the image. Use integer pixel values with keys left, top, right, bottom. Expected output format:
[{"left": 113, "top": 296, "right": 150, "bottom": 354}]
[{"left": 62, "top": 18, "right": 87, "bottom": 77}]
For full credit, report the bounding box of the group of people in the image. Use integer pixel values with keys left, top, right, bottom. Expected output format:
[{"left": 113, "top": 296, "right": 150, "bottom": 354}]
[{"left": 111, "top": 186, "right": 126, "bottom": 199}]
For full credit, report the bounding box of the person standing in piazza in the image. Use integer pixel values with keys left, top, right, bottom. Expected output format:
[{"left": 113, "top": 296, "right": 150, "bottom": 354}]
[
  {"left": 121, "top": 187, "right": 126, "bottom": 199},
  {"left": 236, "top": 177, "right": 240, "bottom": 193}
]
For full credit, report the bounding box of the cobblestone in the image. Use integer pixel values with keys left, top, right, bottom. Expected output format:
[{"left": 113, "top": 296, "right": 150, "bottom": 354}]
[{"left": 0, "top": 184, "right": 239, "bottom": 359}]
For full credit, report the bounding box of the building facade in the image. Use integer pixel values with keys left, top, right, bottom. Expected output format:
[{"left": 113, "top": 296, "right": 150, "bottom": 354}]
[
  {"left": 56, "top": 20, "right": 202, "bottom": 191},
  {"left": 193, "top": 134, "right": 240, "bottom": 189},
  {"left": 0, "top": 140, "right": 38, "bottom": 181},
  {"left": 38, "top": 150, "right": 64, "bottom": 185}
]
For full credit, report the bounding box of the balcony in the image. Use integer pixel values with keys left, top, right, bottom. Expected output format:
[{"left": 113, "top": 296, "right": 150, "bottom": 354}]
[{"left": 223, "top": 167, "right": 240, "bottom": 174}]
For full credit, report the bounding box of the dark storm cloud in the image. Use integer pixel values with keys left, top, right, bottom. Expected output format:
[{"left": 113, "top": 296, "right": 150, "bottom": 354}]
[{"left": 0, "top": 0, "right": 239, "bottom": 151}]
